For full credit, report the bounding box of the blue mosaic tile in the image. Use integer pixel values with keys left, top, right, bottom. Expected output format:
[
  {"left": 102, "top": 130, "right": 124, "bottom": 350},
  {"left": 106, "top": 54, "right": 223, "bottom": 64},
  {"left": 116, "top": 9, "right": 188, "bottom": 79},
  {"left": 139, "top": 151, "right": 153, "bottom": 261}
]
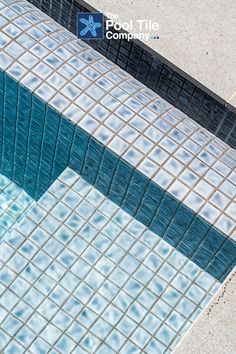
[
  {"left": 0, "top": 4, "right": 234, "bottom": 353},
  {"left": 0, "top": 174, "right": 34, "bottom": 241},
  {"left": 0, "top": 168, "right": 221, "bottom": 353}
]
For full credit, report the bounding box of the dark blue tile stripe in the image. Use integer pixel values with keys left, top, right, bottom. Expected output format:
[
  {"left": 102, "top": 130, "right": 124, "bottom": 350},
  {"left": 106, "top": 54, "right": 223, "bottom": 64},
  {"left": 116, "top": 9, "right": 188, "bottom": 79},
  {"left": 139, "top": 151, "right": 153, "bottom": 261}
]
[
  {"left": 27, "top": 0, "right": 236, "bottom": 149},
  {"left": 0, "top": 70, "right": 4, "bottom": 173},
  {"left": 0, "top": 71, "right": 235, "bottom": 282}
]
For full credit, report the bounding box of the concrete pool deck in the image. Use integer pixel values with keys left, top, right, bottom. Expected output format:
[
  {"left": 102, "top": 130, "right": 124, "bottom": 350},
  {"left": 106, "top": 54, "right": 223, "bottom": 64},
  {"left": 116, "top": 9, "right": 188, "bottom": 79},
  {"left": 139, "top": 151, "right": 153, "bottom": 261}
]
[{"left": 83, "top": 0, "right": 236, "bottom": 110}]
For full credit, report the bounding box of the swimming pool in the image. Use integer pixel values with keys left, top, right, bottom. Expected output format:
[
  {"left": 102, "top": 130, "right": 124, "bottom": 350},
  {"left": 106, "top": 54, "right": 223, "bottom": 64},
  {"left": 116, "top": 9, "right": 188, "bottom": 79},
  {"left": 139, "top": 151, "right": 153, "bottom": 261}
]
[
  {"left": 0, "top": 168, "right": 221, "bottom": 353},
  {"left": 0, "top": 1, "right": 235, "bottom": 353}
]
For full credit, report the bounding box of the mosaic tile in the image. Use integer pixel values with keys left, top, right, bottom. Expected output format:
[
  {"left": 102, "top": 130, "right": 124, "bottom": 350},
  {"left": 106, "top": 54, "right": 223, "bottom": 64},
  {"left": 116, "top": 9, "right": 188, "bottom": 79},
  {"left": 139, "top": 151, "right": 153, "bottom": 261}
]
[
  {"left": 0, "top": 0, "right": 235, "bottom": 285},
  {"left": 0, "top": 168, "right": 220, "bottom": 353},
  {"left": 0, "top": 174, "right": 34, "bottom": 241}
]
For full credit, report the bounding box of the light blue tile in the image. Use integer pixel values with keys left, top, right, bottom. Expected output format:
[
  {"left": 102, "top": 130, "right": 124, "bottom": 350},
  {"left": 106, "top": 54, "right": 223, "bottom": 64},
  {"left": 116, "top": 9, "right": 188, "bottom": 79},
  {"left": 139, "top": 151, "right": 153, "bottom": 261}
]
[
  {"left": 106, "top": 329, "right": 126, "bottom": 351},
  {"left": 145, "top": 338, "right": 166, "bottom": 354},
  {"left": 186, "top": 284, "right": 206, "bottom": 303},
  {"left": 166, "top": 311, "right": 186, "bottom": 332},
  {"left": 176, "top": 297, "right": 196, "bottom": 318},
  {"left": 131, "top": 327, "right": 151, "bottom": 348}
]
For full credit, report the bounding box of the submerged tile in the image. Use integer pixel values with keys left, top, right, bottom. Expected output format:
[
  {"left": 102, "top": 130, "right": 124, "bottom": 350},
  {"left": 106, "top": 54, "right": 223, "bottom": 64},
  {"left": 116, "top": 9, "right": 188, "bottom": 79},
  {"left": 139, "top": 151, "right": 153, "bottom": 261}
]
[{"left": 0, "top": 168, "right": 221, "bottom": 353}]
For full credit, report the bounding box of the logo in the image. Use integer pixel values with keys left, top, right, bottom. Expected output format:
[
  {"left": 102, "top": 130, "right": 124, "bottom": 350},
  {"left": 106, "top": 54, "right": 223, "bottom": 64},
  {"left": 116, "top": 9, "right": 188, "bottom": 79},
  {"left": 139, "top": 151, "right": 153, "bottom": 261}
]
[
  {"left": 77, "top": 12, "right": 159, "bottom": 42},
  {"left": 77, "top": 13, "right": 104, "bottom": 40}
]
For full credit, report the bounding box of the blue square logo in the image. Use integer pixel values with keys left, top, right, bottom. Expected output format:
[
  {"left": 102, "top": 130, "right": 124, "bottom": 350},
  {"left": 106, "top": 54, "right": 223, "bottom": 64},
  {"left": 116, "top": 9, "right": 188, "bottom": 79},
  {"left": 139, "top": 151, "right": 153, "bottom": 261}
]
[{"left": 77, "top": 12, "right": 104, "bottom": 40}]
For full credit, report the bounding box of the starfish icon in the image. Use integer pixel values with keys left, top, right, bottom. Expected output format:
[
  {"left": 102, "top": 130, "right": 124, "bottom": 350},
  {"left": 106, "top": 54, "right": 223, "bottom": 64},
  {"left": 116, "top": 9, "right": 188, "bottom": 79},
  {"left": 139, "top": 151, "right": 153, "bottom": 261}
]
[{"left": 79, "top": 15, "right": 102, "bottom": 37}]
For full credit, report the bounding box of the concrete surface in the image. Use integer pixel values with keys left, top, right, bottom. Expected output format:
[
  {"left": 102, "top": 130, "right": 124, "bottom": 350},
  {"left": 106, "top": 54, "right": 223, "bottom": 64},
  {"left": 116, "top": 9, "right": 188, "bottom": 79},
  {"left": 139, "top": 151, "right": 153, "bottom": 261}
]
[
  {"left": 83, "top": 0, "right": 236, "bottom": 108},
  {"left": 173, "top": 267, "right": 236, "bottom": 354}
]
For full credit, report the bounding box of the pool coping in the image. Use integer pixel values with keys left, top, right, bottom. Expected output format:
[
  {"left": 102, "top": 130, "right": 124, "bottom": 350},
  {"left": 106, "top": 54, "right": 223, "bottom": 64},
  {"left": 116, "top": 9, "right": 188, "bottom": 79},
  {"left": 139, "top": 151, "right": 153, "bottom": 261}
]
[{"left": 78, "top": 0, "right": 236, "bottom": 113}]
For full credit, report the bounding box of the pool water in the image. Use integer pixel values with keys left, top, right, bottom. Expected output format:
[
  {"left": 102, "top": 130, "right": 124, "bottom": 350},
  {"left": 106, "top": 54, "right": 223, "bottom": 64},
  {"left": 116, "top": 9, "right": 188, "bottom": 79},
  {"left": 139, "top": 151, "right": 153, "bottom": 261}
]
[
  {"left": 0, "top": 168, "right": 220, "bottom": 354},
  {"left": 0, "top": 174, "right": 34, "bottom": 241}
]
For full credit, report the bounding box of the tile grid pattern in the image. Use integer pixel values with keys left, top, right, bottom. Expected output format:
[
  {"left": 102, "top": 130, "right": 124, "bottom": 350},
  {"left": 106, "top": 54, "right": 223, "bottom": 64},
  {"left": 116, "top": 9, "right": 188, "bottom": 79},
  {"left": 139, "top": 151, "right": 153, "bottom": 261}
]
[
  {"left": 27, "top": 0, "right": 236, "bottom": 149},
  {"left": 0, "top": 174, "right": 34, "bottom": 240},
  {"left": 0, "top": 168, "right": 220, "bottom": 354},
  {"left": 71, "top": 131, "right": 236, "bottom": 282},
  {"left": 1, "top": 69, "right": 235, "bottom": 282},
  {"left": 0, "top": 0, "right": 235, "bottom": 240},
  {"left": 0, "top": 0, "right": 235, "bottom": 282}
]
